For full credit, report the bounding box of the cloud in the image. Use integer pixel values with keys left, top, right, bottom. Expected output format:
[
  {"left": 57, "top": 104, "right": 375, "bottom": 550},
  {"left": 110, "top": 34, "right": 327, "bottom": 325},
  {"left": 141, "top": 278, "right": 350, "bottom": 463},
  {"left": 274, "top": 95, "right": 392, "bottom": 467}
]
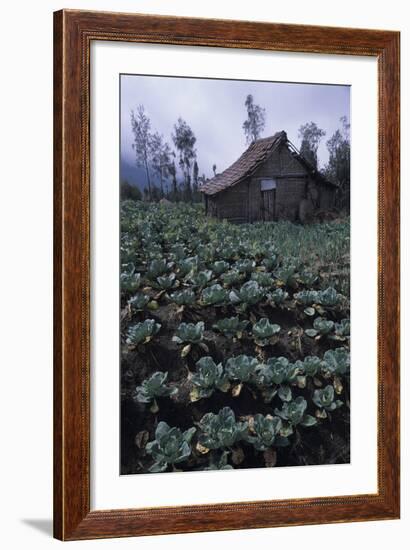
[{"left": 121, "top": 74, "right": 350, "bottom": 178}]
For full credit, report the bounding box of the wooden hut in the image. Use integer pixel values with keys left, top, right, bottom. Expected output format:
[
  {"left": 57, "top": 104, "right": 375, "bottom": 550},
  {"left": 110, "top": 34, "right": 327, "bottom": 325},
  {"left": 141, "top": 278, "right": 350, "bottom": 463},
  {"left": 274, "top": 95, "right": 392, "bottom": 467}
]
[{"left": 200, "top": 131, "right": 337, "bottom": 223}]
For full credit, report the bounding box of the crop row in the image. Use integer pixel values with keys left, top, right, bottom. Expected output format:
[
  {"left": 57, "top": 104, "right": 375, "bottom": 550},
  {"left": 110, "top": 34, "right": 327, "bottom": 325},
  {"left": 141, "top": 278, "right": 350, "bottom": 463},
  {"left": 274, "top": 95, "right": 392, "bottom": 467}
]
[{"left": 135, "top": 348, "right": 349, "bottom": 472}]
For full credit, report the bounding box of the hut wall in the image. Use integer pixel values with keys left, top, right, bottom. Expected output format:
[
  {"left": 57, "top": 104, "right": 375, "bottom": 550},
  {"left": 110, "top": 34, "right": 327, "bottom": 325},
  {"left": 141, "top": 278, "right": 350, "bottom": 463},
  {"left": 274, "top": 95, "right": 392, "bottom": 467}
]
[
  {"left": 248, "top": 177, "right": 262, "bottom": 221},
  {"left": 210, "top": 179, "right": 249, "bottom": 223},
  {"left": 274, "top": 146, "right": 309, "bottom": 220},
  {"left": 276, "top": 178, "right": 307, "bottom": 220},
  {"left": 248, "top": 144, "right": 308, "bottom": 221}
]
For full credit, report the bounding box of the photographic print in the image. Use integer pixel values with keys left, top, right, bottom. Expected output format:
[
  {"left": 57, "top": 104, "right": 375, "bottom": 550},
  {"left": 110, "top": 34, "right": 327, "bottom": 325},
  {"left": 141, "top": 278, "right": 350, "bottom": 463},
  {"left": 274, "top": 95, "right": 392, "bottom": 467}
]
[{"left": 120, "top": 74, "right": 351, "bottom": 475}]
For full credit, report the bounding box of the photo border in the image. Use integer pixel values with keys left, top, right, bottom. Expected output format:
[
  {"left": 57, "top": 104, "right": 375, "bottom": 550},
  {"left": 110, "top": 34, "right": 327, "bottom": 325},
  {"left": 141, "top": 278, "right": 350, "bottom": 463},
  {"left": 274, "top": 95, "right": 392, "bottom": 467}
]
[{"left": 54, "top": 9, "right": 400, "bottom": 540}]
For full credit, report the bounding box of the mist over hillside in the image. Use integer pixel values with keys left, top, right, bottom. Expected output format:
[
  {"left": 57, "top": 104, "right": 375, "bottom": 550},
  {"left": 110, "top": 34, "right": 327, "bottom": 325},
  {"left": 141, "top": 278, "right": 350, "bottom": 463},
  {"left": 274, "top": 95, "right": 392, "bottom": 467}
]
[{"left": 120, "top": 158, "right": 152, "bottom": 190}]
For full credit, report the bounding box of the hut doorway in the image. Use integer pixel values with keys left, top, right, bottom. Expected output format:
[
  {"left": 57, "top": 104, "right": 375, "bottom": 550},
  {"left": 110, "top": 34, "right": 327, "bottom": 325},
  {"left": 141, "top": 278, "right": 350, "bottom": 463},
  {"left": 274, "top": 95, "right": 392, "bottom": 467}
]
[{"left": 261, "top": 179, "right": 277, "bottom": 221}]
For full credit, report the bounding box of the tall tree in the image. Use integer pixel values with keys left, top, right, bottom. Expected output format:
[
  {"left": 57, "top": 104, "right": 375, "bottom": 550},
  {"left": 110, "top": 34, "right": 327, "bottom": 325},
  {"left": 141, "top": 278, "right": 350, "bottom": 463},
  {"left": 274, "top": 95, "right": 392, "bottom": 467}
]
[
  {"left": 192, "top": 159, "right": 201, "bottom": 202},
  {"left": 172, "top": 118, "right": 197, "bottom": 201},
  {"left": 168, "top": 156, "right": 178, "bottom": 200},
  {"left": 130, "top": 105, "right": 154, "bottom": 199},
  {"left": 151, "top": 132, "right": 172, "bottom": 197},
  {"left": 324, "top": 116, "right": 351, "bottom": 211},
  {"left": 212, "top": 164, "right": 217, "bottom": 177},
  {"left": 193, "top": 159, "right": 199, "bottom": 193},
  {"left": 298, "top": 122, "right": 326, "bottom": 169},
  {"left": 242, "top": 94, "right": 266, "bottom": 145}
]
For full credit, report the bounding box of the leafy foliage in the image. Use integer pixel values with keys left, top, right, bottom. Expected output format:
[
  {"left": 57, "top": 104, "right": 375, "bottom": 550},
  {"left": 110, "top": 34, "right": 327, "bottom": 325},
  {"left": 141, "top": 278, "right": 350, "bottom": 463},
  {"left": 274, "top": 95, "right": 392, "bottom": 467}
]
[
  {"left": 305, "top": 317, "right": 335, "bottom": 337},
  {"left": 275, "top": 397, "right": 317, "bottom": 427},
  {"left": 252, "top": 318, "right": 281, "bottom": 345},
  {"left": 212, "top": 317, "right": 249, "bottom": 338},
  {"left": 156, "top": 273, "right": 176, "bottom": 289},
  {"left": 126, "top": 319, "right": 161, "bottom": 346},
  {"left": 322, "top": 348, "right": 350, "bottom": 376},
  {"left": 146, "top": 422, "right": 196, "bottom": 472},
  {"left": 172, "top": 322, "right": 204, "bottom": 344},
  {"left": 121, "top": 272, "right": 141, "bottom": 293},
  {"left": 191, "top": 357, "right": 228, "bottom": 399},
  {"left": 268, "top": 288, "right": 289, "bottom": 305},
  {"left": 243, "top": 94, "right": 266, "bottom": 144},
  {"left": 255, "top": 357, "right": 299, "bottom": 386},
  {"left": 201, "top": 284, "right": 228, "bottom": 305},
  {"left": 247, "top": 414, "right": 288, "bottom": 451},
  {"left": 134, "top": 371, "right": 177, "bottom": 403},
  {"left": 169, "top": 289, "right": 196, "bottom": 306},
  {"left": 226, "top": 355, "right": 259, "bottom": 383},
  {"left": 198, "top": 407, "right": 248, "bottom": 450},
  {"left": 128, "top": 293, "right": 150, "bottom": 311},
  {"left": 313, "top": 385, "right": 343, "bottom": 411},
  {"left": 230, "top": 280, "right": 265, "bottom": 306}
]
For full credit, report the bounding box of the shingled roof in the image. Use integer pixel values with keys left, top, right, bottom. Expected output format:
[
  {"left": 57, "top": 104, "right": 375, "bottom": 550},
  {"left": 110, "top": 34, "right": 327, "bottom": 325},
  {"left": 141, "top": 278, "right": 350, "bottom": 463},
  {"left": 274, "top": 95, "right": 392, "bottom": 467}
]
[
  {"left": 200, "top": 132, "right": 285, "bottom": 196},
  {"left": 200, "top": 131, "right": 335, "bottom": 196}
]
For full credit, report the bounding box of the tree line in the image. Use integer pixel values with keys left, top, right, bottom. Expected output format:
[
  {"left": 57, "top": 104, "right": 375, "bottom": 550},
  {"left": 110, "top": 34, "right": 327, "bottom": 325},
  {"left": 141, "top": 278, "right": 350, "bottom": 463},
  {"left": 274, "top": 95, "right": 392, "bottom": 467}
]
[
  {"left": 126, "top": 105, "right": 202, "bottom": 203},
  {"left": 124, "top": 94, "right": 350, "bottom": 211}
]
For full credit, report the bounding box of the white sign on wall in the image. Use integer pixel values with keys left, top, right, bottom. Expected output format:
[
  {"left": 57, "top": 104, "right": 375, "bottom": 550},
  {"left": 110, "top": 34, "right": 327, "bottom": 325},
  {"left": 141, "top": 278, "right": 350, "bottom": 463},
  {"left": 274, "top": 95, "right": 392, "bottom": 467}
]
[{"left": 260, "top": 178, "right": 277, "bottom": 191}]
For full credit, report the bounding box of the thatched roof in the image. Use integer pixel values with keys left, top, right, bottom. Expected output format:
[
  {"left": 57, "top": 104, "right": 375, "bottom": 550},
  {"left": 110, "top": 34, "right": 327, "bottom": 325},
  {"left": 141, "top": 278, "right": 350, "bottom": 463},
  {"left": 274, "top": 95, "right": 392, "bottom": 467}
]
[{"left": 200, "top": 131, "right": 335, "bottom": 196}]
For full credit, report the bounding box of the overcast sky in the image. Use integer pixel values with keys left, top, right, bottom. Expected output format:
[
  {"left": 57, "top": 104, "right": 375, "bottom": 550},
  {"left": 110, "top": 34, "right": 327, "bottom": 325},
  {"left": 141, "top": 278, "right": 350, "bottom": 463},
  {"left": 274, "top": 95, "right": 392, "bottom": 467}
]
[{"left": 120, "top": 74, "right": 350, "bottom": 179}]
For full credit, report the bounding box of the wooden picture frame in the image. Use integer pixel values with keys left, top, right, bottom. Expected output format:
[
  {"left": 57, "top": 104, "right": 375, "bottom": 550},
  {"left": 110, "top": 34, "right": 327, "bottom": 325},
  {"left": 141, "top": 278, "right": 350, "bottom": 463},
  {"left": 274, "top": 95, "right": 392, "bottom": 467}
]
[{"left": 53, "top": 9, "right": 400, "bottom": 540}]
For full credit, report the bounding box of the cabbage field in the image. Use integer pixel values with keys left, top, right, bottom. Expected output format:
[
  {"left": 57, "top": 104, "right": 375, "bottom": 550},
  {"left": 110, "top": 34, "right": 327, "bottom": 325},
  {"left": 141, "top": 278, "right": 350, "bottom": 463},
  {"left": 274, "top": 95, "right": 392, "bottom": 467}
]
[{"left": 120, "top": 202, "right": 350, "bottom": 474}]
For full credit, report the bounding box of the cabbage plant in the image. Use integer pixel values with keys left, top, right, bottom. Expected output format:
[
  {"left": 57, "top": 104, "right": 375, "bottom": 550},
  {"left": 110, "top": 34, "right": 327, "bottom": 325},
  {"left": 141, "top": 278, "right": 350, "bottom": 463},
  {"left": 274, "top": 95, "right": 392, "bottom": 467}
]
[
  {"left": 156, "top": 273, "right": 176, "bottom": 290},
  {"left": 146, "top": 422, "right": 196, "bottom": 472},
  {"left": 298, "top": 270, "right": 318, "bottom": 286},
  {"left": 197, "top": 407, "right": 248, "bottom": 450},
  {"left": 252, "top": 318, "right": 281, "bottom": 346},
  {"left": 134, "top": 371, "right": 177, "bottom": 404},
  {"left": 274, "top": 396, "right": 317, "bottom": 427},
  {"left": 318, "top": 287, "right": 344, "bottom": 306},
  {"left": 254, "top": 357, "right": 299, "bottom": 403},
  {"left": 221, "top": 270, "right": 242, "bottom": 286},
  {"left": 255, "top": 357, "right": 299, "bottom": 386},
  {"left": 212, "top": 317, "right": 249, "bottom": 338},
  {"left": 305, "top": 317, "right": 335, "bottom": 338},
  {"left": 268, "top": 288, "right": 289, "bottom": 305},
  {"left": 170, "top": 243, "right": 186, "bottom": 261},
  {"left": 190, "top": 270, "right": 213, "bottom": 287},
  {"left": 333, "top": 318, "right": 350, "bottom": 340},
  {"left": 121, "top": 271, "right": 141, "bottom": 293},
  {"left": 262, "top": 254, "right": 279, "bottom": 270},
  {"left": 226, "top": 355, "right": 259, "bottom": 383},
  {"left": 126, "top": 319, "right": 161, "bottom": 346},
  {"left": 191, "top": 357, "right": 228, "bottom": 399},
  {"left": 247, "top": 414, "right": 288, "bottom": 451},
  {"left": 169, "top": 289, "right": 196, "bottom": 306},
  {"left": 229, "top": 280, "right": 265, "bottom": 306},
  {"left": 321, "top": 348, "right": 350, "bottom": 376},
  {"left": 201, "top": 284, "right": 228, "bottom": 306},
  {"left": 294, "top": 289, "right": 320, "bottom": 306},
  {"left": 274, "top": 263, "right": 298, "bottom": 287},
  {"left": 172, "top": 322, "right": 204, "bottom": 345},
  {"left": 297, "top": 355, "right": 322, "bottom": 377},
  {"left": 251, "top": 271, "right": 274, "bottom": 288},
  {"left": 213, "top": 260, "right": 230, "bottom": 275},
  {"left": 128, "top": 292, "right": 150, "bottom": 311},
  {"left": 147, "top": 258, "right": 170, "bottom": 279},
  {"left": 235, "top": 259, "right": 256, "bottom": 274},
  {"left": 176, "top": 256, "right": 198, "bottom": 276},
  {"left": 313, "top": 385, "right": 343, "bottom": 411}
]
